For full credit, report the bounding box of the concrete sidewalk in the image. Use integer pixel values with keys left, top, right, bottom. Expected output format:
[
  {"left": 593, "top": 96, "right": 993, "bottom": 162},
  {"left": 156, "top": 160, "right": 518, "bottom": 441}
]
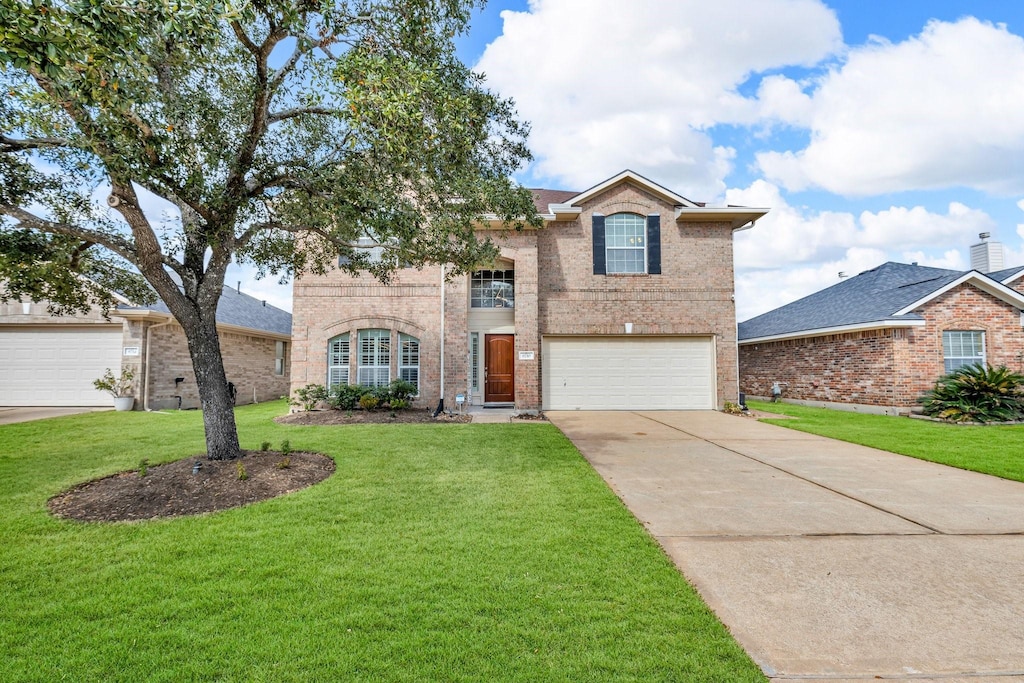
[
  {"left": 547, "top": 410, "right": 1024, "bottom": 682},
  {"left": 0, "top": 406, "right": 108, "bottom": 425}
]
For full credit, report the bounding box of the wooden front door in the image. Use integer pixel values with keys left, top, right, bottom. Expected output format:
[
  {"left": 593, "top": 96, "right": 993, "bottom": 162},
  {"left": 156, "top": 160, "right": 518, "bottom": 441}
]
[{"left": 484, "top": 334, "right": 515, "bottom": 403}]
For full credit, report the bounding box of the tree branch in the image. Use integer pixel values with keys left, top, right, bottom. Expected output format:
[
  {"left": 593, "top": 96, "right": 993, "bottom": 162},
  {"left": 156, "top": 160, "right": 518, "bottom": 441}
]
[
  {"left": 267, "top": 106, "right": 340, "bottom": 124},
  {"left": 0, "top": 204, "right": 137, "bottom": 262},
  {"left": 0, "top": 135, "right": 70, "bottom": 152}
]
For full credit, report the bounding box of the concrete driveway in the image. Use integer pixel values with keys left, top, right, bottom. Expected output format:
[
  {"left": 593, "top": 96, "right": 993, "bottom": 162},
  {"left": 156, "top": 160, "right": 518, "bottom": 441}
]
[
  {"left": 547, "top": 410, "right": 1024, "bottom": 682},
  {"left": 0, "top": 406, "right": 107, "bottom": 425}
]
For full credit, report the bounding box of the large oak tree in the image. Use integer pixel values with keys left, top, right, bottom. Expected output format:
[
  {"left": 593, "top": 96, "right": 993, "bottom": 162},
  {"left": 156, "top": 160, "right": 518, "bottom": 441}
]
[{"left": 0, "top": 0, "right": 537, "bottom": 459}]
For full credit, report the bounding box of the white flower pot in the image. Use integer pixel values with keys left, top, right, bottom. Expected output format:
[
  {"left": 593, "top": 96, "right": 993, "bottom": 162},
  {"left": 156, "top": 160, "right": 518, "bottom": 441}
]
[{"left": 113, "top": 396, "right": 135, "bottom": 412}]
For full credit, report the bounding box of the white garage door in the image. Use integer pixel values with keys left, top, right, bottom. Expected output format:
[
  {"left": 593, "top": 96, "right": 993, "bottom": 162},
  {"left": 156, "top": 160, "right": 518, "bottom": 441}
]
[
  {"left": 0, "top": 327, "right": 124, "bottom": 406},
  {"left": 543, "top": 336, "right": 715, "bottom": 410}
]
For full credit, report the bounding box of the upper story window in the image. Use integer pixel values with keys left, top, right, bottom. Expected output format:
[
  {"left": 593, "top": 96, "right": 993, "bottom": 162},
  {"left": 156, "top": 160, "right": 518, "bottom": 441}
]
[
  {"left": 943, "top": 330, "right": 985, "bottom": 374},
  {"left": 328, "top": 333, "right": 350, "bottom": 387},
  {"left": 358, "top": 329, "right": 391, "bottom": 387},
  {"left": 593, "top": 213, "right": 660, "bottom": 276},
  {"left": 605, "top": 213, "right": 647, "bottom": 274},
  {"left": 471, "top": 269, "right": 515, "bottom": 308}
]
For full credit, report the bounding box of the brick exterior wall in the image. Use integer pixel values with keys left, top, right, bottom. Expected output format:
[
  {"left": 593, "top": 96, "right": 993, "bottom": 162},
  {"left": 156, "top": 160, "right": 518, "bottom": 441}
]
[
  {"left": 739, "top": 283, "right": 1024, "bottom": 408},
  {"left": 291, "top": 178, "right": 743, "bottom": 410},
  {"left": 143, "top": 323, "right": 290, "bottom": 410}
]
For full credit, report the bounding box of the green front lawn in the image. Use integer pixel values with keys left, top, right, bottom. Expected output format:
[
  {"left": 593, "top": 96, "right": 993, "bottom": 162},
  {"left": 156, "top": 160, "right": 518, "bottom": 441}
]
[
  {"left": 0, "top": 402, "right": 763, "bottom": 682},
  {"left": 749, "top": 399, "right": 1024, "bottom": 483}
]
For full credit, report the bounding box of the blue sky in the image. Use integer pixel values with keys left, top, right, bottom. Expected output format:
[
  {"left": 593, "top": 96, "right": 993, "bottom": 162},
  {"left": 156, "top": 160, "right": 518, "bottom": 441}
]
[{"left": 444, "top": 0, "right": 1024, "bottom": 320}]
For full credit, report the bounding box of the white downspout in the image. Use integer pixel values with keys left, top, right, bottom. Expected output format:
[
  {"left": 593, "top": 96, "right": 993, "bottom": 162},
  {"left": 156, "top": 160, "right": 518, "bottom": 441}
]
[
  {"left": 143, "top": 319, "right": 175, "bottom": 411},
  {"left": 435, "top": 264, "right": 446, "bottom": 415}
]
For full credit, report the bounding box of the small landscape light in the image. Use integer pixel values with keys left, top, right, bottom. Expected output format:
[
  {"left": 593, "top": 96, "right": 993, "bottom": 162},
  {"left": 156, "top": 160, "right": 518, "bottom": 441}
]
[{"left": 192, "top": 461, "right": 202, "bottom": 475}]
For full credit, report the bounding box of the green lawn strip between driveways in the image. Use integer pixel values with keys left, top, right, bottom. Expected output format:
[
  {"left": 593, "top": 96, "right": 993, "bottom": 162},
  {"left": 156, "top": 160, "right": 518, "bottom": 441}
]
[
  {"left": 748, "top": 399, "right": 1024, "bottom": 483},
  {"left": 0, "top": 401, "right": 764, "bottom": 682}
]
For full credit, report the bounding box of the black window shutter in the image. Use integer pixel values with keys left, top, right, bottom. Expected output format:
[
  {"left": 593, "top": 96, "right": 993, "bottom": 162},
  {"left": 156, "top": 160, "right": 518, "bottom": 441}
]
[
  {"left": 592, "top": 215, "right": 606, "bottom": 275},
  {"left": 646, "top": 214, "right": 661, "bottom": 275}
]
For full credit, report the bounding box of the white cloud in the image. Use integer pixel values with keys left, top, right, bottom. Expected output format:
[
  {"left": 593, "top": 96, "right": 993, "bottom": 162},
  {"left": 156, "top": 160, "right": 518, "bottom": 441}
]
[
  {"left": 731, "top": 180, "right": 998, "bottom": 319},
  {"left": 478, "top": 0, "right": 841, "bottom": 195},
  {"left": 758, "top": 18, "right": 1024, "bottom": 195}
]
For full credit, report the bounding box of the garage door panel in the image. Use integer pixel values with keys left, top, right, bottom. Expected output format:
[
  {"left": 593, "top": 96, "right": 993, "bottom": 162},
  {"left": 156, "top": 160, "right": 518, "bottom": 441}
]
[
  {"left": 544, "top": 336, "right": 714, "bottom": 411},
  {"left": 0, "top": 328, "right": 123, "bottom": 406}
]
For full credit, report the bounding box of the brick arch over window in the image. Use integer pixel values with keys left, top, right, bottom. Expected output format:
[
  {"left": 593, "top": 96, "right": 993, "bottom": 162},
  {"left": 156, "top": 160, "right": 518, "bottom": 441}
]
[{"left": 323, "top": 316, "right": 426, "bottom": 338}]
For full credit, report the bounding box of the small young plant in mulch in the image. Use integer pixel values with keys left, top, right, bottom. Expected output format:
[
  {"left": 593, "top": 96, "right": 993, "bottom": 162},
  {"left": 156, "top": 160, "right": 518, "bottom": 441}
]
[
  {"left": 280, "top": 440, "right": 292, "bottom": 456},
  {"left": 260, "top": 441, "right": 271, "bottom": 452},
  {"left": 236, "top": 461, "right": 248, "bottom": 481},
  {"left": 138, "top": 458, "right": 149, "bottom": 477},
  {"left": 276, "top": 457, "right": 291, "bottom": 470}
]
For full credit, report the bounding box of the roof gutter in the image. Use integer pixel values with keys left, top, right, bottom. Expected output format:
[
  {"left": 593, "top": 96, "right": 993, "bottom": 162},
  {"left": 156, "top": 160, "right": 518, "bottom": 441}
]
[{"left": 739, "top": 318, "right": 926, "bottom": 345}]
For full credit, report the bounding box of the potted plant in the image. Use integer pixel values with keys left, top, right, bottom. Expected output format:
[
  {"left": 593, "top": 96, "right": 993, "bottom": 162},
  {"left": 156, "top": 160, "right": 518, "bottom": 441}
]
[{"left": 93, "top": 367, "right": 137, "bottom": 411}]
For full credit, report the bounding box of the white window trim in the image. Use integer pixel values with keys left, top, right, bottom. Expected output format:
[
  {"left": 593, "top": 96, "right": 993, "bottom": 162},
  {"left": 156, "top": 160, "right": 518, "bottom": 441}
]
[
  {"left": 399, "top": 333, "right": 420, "bottom": 395},
  {"left": 274, "top": 341, "right": 286, "bottom": 376},
  {"left": 358, "top": 329, "right": 391, "bottom": 387},
  {"left": 328, "top": 334, "right": 350, "bottom": 387},
  {"left": 605, "top": 213, "right": 647, "bottom": 274},
  {"left": 942, "top": 330, "right": 986, "bottom": 374}
]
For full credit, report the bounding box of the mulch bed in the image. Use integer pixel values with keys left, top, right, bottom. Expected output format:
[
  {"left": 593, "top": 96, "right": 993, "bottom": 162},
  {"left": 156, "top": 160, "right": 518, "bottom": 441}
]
[
  {"left": 275, "top": 409, "right": 473, "bottom": 425},
  {"left": 49, "top": 451, "right": 335, "bottom": 523}
]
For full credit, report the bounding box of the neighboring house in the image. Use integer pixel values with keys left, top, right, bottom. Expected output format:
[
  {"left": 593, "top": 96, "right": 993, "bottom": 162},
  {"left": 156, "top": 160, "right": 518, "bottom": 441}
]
[
  {"left": 738, "top": 247, "right": 1024, "bottom": 412},
  {"left": 290, "top": 170, "right": 768, "bottom": 412},
  {"left": 0, "top": 284, "right": 292, "bottom": 409}
]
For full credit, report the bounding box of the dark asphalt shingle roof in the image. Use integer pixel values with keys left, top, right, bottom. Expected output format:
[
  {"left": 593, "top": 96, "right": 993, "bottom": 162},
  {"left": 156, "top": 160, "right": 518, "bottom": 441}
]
[
  {"left": 989, "top": 265, "right": 1024, "bottom": 282},
  {"left": 119, "top": 284, "right": 291, "bottom": 336},
  {"left": 738, "top": 262, "right": 977, "bottom": 341}
]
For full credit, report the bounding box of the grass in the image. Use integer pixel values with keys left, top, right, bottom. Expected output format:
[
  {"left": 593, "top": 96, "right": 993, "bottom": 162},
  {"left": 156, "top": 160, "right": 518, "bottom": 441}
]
[
  {"left": 749, "top": 399, "right": 1024, "bottom": 483},
  {"left": 0, "top": 401, "right": 764, "bottom": 682}
]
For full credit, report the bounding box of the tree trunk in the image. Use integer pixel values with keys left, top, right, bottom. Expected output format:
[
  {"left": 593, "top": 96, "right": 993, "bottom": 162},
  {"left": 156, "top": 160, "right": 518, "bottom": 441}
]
[{"left": 181, "top": 312, "right": 241, "bottom": 460}]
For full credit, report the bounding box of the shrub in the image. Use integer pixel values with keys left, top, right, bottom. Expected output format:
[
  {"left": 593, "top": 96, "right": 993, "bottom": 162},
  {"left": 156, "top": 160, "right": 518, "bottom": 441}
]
[
  {"left": 93, "top": 367, "right": 136, "bottom": 398},
  {"left": 280, "top": 440, "right": 292, "bottom": 456},
  {"left": 260, "top": 441, "right": 271, "bottom": 452},
  {"left": 390, "top": 398, "right": 410, "bottom": 410},
  {"left": 291, "top": 384, "right": 328, "bottom": 412},
  {"left": 138, "top": 458, "right": 149, "bottom": 477},
  {"left": 329, "top": 384, "right": 371, "bottom": 411},
  {"left": 920, "top": 363, "right": 1024, "bottom": 423},
  {"left": 359, "top": 394, "right": 379, "bottom": 411},
  {"left": 387, "top": 379, "right": 418, "bottom": 404}
]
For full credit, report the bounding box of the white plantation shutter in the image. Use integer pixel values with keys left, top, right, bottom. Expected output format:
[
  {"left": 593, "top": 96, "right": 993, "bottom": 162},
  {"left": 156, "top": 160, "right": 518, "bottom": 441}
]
[
  {"left": 399, "top": 333, "right": 420, "bottom": 393},
  {"left": 358, "top": 329, "right": 391, "bottom": 387},
  {"left": 328, "top": 334, "right": 350, "bottom": 387}
]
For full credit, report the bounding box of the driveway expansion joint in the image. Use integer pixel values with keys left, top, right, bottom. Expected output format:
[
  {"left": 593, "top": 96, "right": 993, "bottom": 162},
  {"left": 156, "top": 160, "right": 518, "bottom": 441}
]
[{"left": 632, "top": 411, "right": 944, "bottom": 535}]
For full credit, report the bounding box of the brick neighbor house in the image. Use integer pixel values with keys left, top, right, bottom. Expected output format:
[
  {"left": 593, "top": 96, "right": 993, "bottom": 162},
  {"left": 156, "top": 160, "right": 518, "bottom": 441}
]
[
  {"left": 738, "top": 245, "right": 1024, "bottom": 413},
  {"left": 290, "top": 170, "right": 768, "bottom": 412},
  {"left": 0, "top": 284, "right": 291, "bottom": 410}
]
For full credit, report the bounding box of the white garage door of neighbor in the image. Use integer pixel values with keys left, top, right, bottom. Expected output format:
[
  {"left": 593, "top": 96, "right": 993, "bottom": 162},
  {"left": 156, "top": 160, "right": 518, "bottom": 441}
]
[
  {"left": 0, "top": 327, "right": 124, "bottom": 406},
  {"left": 544, "top": 336, "right": 715, "bottom": 410}
]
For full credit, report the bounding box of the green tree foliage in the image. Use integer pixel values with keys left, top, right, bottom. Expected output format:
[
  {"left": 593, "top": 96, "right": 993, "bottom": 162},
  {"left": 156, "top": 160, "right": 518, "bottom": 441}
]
[
  {"left": 0, "top": 0, "right": 537, "bottom": 459},
  {"left": 920, "top": 363, "right": 1024, "bottom": 423}
]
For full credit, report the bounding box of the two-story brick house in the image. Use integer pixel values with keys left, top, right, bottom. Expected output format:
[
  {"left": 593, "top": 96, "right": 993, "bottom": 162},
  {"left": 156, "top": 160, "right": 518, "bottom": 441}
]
[{"left": 290, "top": 170, "right": 768, "bottom": 412}]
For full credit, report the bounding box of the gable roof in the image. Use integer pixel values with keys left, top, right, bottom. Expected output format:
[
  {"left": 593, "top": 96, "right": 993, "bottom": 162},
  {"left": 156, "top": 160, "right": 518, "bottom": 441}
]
[
  {"left": 738, "top": 261, "right": 1024, "bottom": 344},
  {"left": 529, "top": 170, "right": 769, "bottom": 229},
  {"left": 118, "top": 284, "right": 292, "bottom": 338}
]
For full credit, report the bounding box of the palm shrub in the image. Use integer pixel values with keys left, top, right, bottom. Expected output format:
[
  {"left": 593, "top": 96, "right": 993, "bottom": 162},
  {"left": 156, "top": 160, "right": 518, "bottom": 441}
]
[{"left": 920, "top": 363, "right": 1024, "bottom": 423}]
